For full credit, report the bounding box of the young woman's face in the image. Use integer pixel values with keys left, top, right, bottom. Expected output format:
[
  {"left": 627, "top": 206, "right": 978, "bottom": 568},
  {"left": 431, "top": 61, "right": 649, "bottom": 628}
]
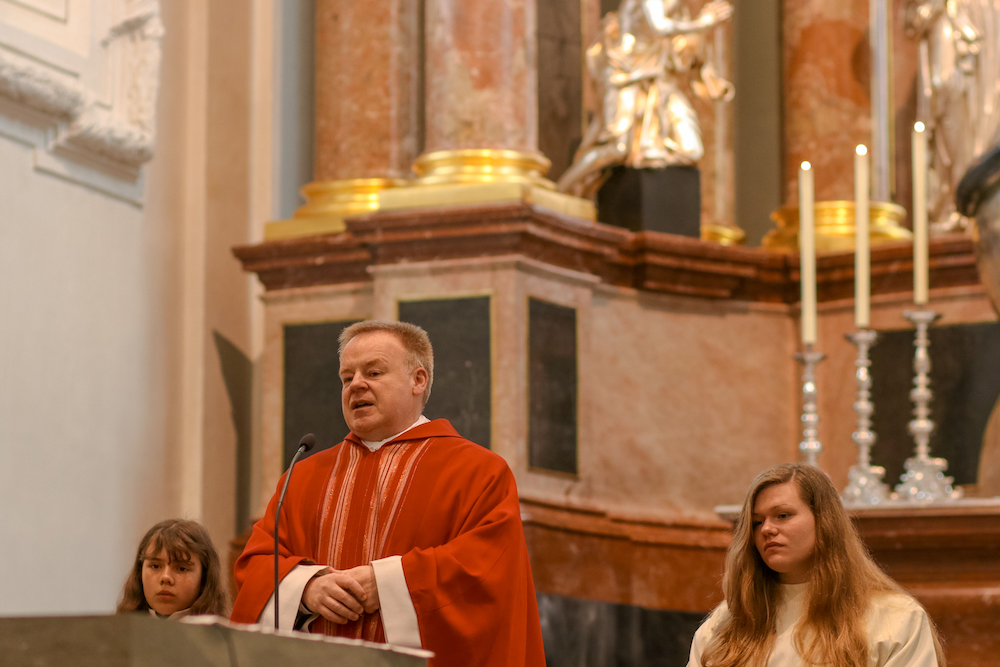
[
  {"left": 752, "top": 482, "right": 817, "bottom": 584},
  {"left": 141, "top": 547, "right": 203, "bottom": 616}
]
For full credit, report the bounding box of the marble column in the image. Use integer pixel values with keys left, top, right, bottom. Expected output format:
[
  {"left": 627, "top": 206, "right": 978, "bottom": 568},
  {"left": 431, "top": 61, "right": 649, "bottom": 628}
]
[
  {"left": 768, "top": 0, "right": 917, "bottom": 252},
  {"left": 314, "top": 0, "right": 421, "bottom": 180},
  {"left": 265, "top": 0, "right": 419, "bottom": 239},
  {"left": 423, "top": 0, "right": 537, "bottom": 153},
  {"left": 783, "top": 0, "right": 871, "bottom": 204},
  {"left": 385, "top": 0, "right": 592, "bottom": 220}
]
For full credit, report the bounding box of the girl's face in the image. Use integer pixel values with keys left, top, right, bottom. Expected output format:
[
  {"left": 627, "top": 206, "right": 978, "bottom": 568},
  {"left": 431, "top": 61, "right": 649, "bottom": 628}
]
[
  {"left": 141, "top": 547, "right": 203, "bottom": 616},
  {"left": 751, "top": 482, "right": 817, "bottom": 584}
]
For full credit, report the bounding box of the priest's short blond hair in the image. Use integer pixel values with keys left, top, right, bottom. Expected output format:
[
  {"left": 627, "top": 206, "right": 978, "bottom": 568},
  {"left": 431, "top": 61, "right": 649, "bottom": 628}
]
[{"left": 339, "top": 320, "right": 435, "bottom": 405}]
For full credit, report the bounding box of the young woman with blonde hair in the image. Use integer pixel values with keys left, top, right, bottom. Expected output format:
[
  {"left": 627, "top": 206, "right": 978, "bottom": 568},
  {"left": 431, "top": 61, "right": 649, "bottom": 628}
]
[{"left": 688, "top": 463, "right": 943, "bottom": 667}]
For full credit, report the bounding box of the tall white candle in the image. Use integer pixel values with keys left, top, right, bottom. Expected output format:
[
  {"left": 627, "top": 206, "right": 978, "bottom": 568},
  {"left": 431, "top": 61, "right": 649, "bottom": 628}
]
[
  {"left": 855, "top": 145, "right": 870, "bottom": 328},
  {"left": 799, "top": 162, "right": 817, "bottom": 345},
  {"left": 912, "top": 122, "right": 929, "bottom": 305}
]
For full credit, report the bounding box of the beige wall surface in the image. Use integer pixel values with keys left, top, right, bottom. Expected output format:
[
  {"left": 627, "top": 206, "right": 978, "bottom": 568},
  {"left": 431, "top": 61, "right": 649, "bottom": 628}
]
[{"left": 0, "top": 0, "right": 265, "bottom": 614}]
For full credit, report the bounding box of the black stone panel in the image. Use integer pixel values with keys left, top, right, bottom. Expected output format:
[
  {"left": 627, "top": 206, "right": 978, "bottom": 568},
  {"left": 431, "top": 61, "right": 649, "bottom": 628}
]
[
  {"left": 529, "top": 298, "right": 578, "bottom": 475},
  {"left": 398, "top": 297, "right": 492, "bottom": 449},
  {"left": 282, "top": 320, "right": 359, "bottom": 467},
  {"left": 597, "top": 166, "right": 702, "bottom": 237},
  {"left": 869, "top": 321, "right": 1000, "bottom": 487},
  {"left": 538, "top": 592, "right": 707, "bottom": 667}
]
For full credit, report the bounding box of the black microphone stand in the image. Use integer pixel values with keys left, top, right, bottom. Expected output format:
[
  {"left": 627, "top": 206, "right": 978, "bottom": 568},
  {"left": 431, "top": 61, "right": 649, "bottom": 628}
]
[{"left": 274, "top": 433, "right": 315, "bottom": 630}]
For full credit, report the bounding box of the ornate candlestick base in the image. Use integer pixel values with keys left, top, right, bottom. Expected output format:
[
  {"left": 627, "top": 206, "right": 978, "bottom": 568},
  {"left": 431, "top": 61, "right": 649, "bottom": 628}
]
[
  {"left": 842, "top": 329, "right": 889, "bottom": 504},
  {"left": 895, "top": 309, "right": 962, "bottom": 502},
  {"left": 896, "top": 456, "right": 960, "bottom": 502},
  {"left": 794, "top": 345, "right": 825, "bottom": 466}
]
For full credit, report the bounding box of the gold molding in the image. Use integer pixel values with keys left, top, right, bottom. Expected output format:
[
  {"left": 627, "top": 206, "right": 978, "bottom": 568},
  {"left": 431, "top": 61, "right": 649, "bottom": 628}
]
[
  {"left": 412, "top": 148, "right": 555, "bottom": 188},
  {"left": 761, "top": 200, "right": 913, "bottom": 253},
  {"left": 702, "top": 223, "right": 746, "bottom": 246},
  {"left": 379, "top": 149, "right": 597, "bottom": 221},
  {"left": 264, "top": 178, "right": 408, "bottom": 240}
]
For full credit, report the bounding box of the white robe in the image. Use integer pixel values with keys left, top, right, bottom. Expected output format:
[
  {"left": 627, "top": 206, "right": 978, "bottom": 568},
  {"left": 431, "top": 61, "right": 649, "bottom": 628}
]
[{"left": 687, "top": 584, "right": 939, "bottom": 667}]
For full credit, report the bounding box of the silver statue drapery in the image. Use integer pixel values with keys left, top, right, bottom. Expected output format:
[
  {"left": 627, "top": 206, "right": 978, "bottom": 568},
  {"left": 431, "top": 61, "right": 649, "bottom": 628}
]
[
  {"left": 557, "top": 0, "right": 734, "bottom": 198},
  {"left": 906, "top": 0, "right": 1000, "bottom": 229}
]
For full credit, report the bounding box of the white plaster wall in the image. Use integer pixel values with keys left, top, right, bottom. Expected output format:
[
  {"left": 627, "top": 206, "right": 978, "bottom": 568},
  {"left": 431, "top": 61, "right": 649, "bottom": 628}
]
[
  {"left": 0, "top": 0, "right": 279, "bottom": 614},
  {"left": 0, "top": 134, "right": 176, "bottom": 614},
  {"left": 0, "top": 0, "right": 185, "bottom": 615}
]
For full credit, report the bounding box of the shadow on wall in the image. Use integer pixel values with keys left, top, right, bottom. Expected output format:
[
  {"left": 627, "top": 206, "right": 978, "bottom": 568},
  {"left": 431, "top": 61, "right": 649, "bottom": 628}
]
[{"left": 213, "top": 331, "right": 254, "bottom": 534}]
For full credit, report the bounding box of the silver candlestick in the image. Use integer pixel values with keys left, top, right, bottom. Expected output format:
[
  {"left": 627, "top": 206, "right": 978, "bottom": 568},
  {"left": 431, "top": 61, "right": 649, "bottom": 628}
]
[
  {"left": 895, "top": 308, "right": 962, "bottom": 502},
  {"left": 794, "top": 344, "right": 825, "bottom": 466},
  {"left": 842, "top": 329, "right": 889, "bottom": 504}
]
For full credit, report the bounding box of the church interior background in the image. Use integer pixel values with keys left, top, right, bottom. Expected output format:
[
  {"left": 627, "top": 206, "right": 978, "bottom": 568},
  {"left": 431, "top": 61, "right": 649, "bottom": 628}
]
[{"left": 1, "top": 0, "right": 998, "bottom": 664}]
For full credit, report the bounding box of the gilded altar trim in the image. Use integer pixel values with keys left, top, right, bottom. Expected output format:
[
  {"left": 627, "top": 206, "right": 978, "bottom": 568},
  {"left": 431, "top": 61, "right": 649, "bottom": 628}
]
[
  {"left": 702, "top": 223, "right": 746, "bottom": 246},
  {"left": 762, "top": 201, "right": 913, "bottom": 253},
  {"left": 264, "top": 178, "right": 408, "bottom": 240},
  {"left": 379, "top": 149, "right": 597, "bottom": 221}
]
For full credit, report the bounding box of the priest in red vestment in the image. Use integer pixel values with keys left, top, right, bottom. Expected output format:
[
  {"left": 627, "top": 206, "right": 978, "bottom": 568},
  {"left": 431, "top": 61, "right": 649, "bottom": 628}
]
[{"left": 231, "top": 320, "right": 545, "bottom": 666}]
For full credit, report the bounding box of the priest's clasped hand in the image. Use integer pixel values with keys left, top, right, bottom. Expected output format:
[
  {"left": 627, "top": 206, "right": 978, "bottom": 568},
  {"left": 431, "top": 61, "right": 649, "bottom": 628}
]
[{"left": 302, "top": 565, "right": 380, "bottom": 624}]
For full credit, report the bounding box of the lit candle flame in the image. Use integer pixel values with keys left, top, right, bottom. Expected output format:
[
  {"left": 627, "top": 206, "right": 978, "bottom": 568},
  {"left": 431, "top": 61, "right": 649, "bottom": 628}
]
[
  {"left": 914, "top": 121, "right": 925, "bottom": 133},
  {"left": 856, "top": 144, "right": 868, "bottom": 156},
  {"left": 801, "top": 161, "right": 811, "bottom": 171}
]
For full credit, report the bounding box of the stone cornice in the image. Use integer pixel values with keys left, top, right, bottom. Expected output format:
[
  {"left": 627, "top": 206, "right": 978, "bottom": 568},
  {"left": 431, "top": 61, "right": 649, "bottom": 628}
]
[
  {"left": 0, "top": 2, "right": 163, "bottom": 184},
  {"left": 234, "top": 203, "right": 981, "bottom": 303}
]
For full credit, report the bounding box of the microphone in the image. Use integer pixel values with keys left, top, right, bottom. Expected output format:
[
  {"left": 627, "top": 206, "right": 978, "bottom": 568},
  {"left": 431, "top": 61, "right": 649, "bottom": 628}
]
[{"left": 274, "top": 433, "right": 316, "bottom": 630}]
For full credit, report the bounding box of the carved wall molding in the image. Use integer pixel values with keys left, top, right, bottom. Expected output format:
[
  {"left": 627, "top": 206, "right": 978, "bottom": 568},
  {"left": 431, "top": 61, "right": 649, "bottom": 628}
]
[
  {"left": 0, "top": 47, "right": 83, "bottom": 119},
  {"left": 0, "top": 0, "right": 163, "bottom": 193}
]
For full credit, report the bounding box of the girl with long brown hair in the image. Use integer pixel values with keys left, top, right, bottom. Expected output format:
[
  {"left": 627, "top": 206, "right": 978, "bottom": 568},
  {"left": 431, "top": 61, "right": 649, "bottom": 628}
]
[
  {"left": 116, "top": 519, "right": 231, "bottom": 618},
  {"left": 688, "top": 463, "right": 943, "bottom": 667}
]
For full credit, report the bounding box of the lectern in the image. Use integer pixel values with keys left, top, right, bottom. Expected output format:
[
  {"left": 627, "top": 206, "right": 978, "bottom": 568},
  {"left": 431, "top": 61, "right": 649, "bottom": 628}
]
[{"left": 0, "top": 614, "right": 430, "bottom": 667}]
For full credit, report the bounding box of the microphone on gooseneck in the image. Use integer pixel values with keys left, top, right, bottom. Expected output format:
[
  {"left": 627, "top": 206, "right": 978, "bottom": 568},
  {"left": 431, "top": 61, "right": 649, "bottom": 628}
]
[{"left": 274, "top": 433, "right": 316, "bottom": 630}]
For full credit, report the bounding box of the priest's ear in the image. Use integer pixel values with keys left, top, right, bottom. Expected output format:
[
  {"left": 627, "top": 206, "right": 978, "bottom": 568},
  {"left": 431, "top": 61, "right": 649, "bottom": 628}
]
[{"left": 411, "top": 366, "right": 429, "bottom": 397}]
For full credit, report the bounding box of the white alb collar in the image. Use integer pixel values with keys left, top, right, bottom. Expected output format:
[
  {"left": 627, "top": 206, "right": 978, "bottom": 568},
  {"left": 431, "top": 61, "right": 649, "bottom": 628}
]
[{"left": 361, "top": 415, "right": 430, "bottom": 452}]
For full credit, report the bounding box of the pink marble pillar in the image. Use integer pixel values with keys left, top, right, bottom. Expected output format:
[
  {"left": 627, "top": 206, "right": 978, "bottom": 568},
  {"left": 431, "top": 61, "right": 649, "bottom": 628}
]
[
  {"left": 783, "top": 0, "right": 870, "bottom": 203},
  {"left": 423, "top": 0, "right": 538, "bottom": 153},
  {"left": 315, "top": 0, "right": 420, "bottom": 180}
]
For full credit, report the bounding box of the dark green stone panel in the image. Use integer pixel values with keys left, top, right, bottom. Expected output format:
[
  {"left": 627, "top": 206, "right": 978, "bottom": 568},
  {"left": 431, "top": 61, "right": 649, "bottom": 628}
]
[
  {"left": 398, "top": 297, "right": 492, "bottom": 449},
  {"left": 529, "top": 298, "right": 578, "bottom": 475},
  {"left": 282, "top": 320, "right": 359, "bottom": 467}
]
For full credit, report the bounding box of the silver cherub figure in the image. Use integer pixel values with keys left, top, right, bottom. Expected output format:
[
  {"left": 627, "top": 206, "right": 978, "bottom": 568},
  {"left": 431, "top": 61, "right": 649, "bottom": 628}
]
[
  {"left": 557, "top": 0, "right": 734, "bottom": 198},
  {"left": 906, "top": 0, "right": 1000, "bottom": 231}
]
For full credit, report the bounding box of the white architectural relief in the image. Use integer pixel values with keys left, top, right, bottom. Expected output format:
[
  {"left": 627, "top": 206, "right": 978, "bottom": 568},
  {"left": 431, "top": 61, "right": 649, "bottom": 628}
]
[
  {"left": 0, "top": 0, "right": 163, "bottom": 199},
  {"left": 57, "top": 1, "right": 163, "bottom": 173},
  {"left": 0, "top": 47, "right": 83, "bottom": 119}
]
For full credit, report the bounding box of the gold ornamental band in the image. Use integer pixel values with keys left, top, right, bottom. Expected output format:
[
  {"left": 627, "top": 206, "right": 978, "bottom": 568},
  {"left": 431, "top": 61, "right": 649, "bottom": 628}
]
[
  {"left": 701, "top": 223, "right": 746, "bottom": 246},
  {"left": 264, "top": 178, "right": 408, "bottom": 240},
  {"left": 762, "top": 201, "right": 912, "bottom": 253},
  {"left": 380, "top": 149, "right": 597, "bottom": 221},
  {"left": 412, "top": 149, "right": 556, "bottom": 189}
]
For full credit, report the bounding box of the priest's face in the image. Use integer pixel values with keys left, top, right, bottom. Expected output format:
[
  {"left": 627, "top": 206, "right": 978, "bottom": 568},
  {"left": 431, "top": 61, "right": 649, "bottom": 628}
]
[
  {"left": 141, "top": 548, "right": 203, "bottom": 616},
  {"left": 751, "top": 481, "right": 816, "bottom": 584},
  {"left": 340, "top": 331, "right": 428, "bottom": 441}
]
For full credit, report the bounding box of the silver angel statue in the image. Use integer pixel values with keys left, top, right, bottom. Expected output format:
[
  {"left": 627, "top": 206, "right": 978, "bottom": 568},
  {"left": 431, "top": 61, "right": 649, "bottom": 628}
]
[
  {"left": 557, "top": 0, "right": 734, "bottom": 198},
  {"left": 906, "top": 0, "right": 1000, "bottom": 230}
]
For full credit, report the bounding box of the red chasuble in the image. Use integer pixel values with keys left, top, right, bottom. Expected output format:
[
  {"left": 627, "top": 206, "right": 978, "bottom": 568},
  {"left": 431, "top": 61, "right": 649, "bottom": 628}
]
[{"left": 232, "top": 419, "right": 545, "bottom": 667}]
